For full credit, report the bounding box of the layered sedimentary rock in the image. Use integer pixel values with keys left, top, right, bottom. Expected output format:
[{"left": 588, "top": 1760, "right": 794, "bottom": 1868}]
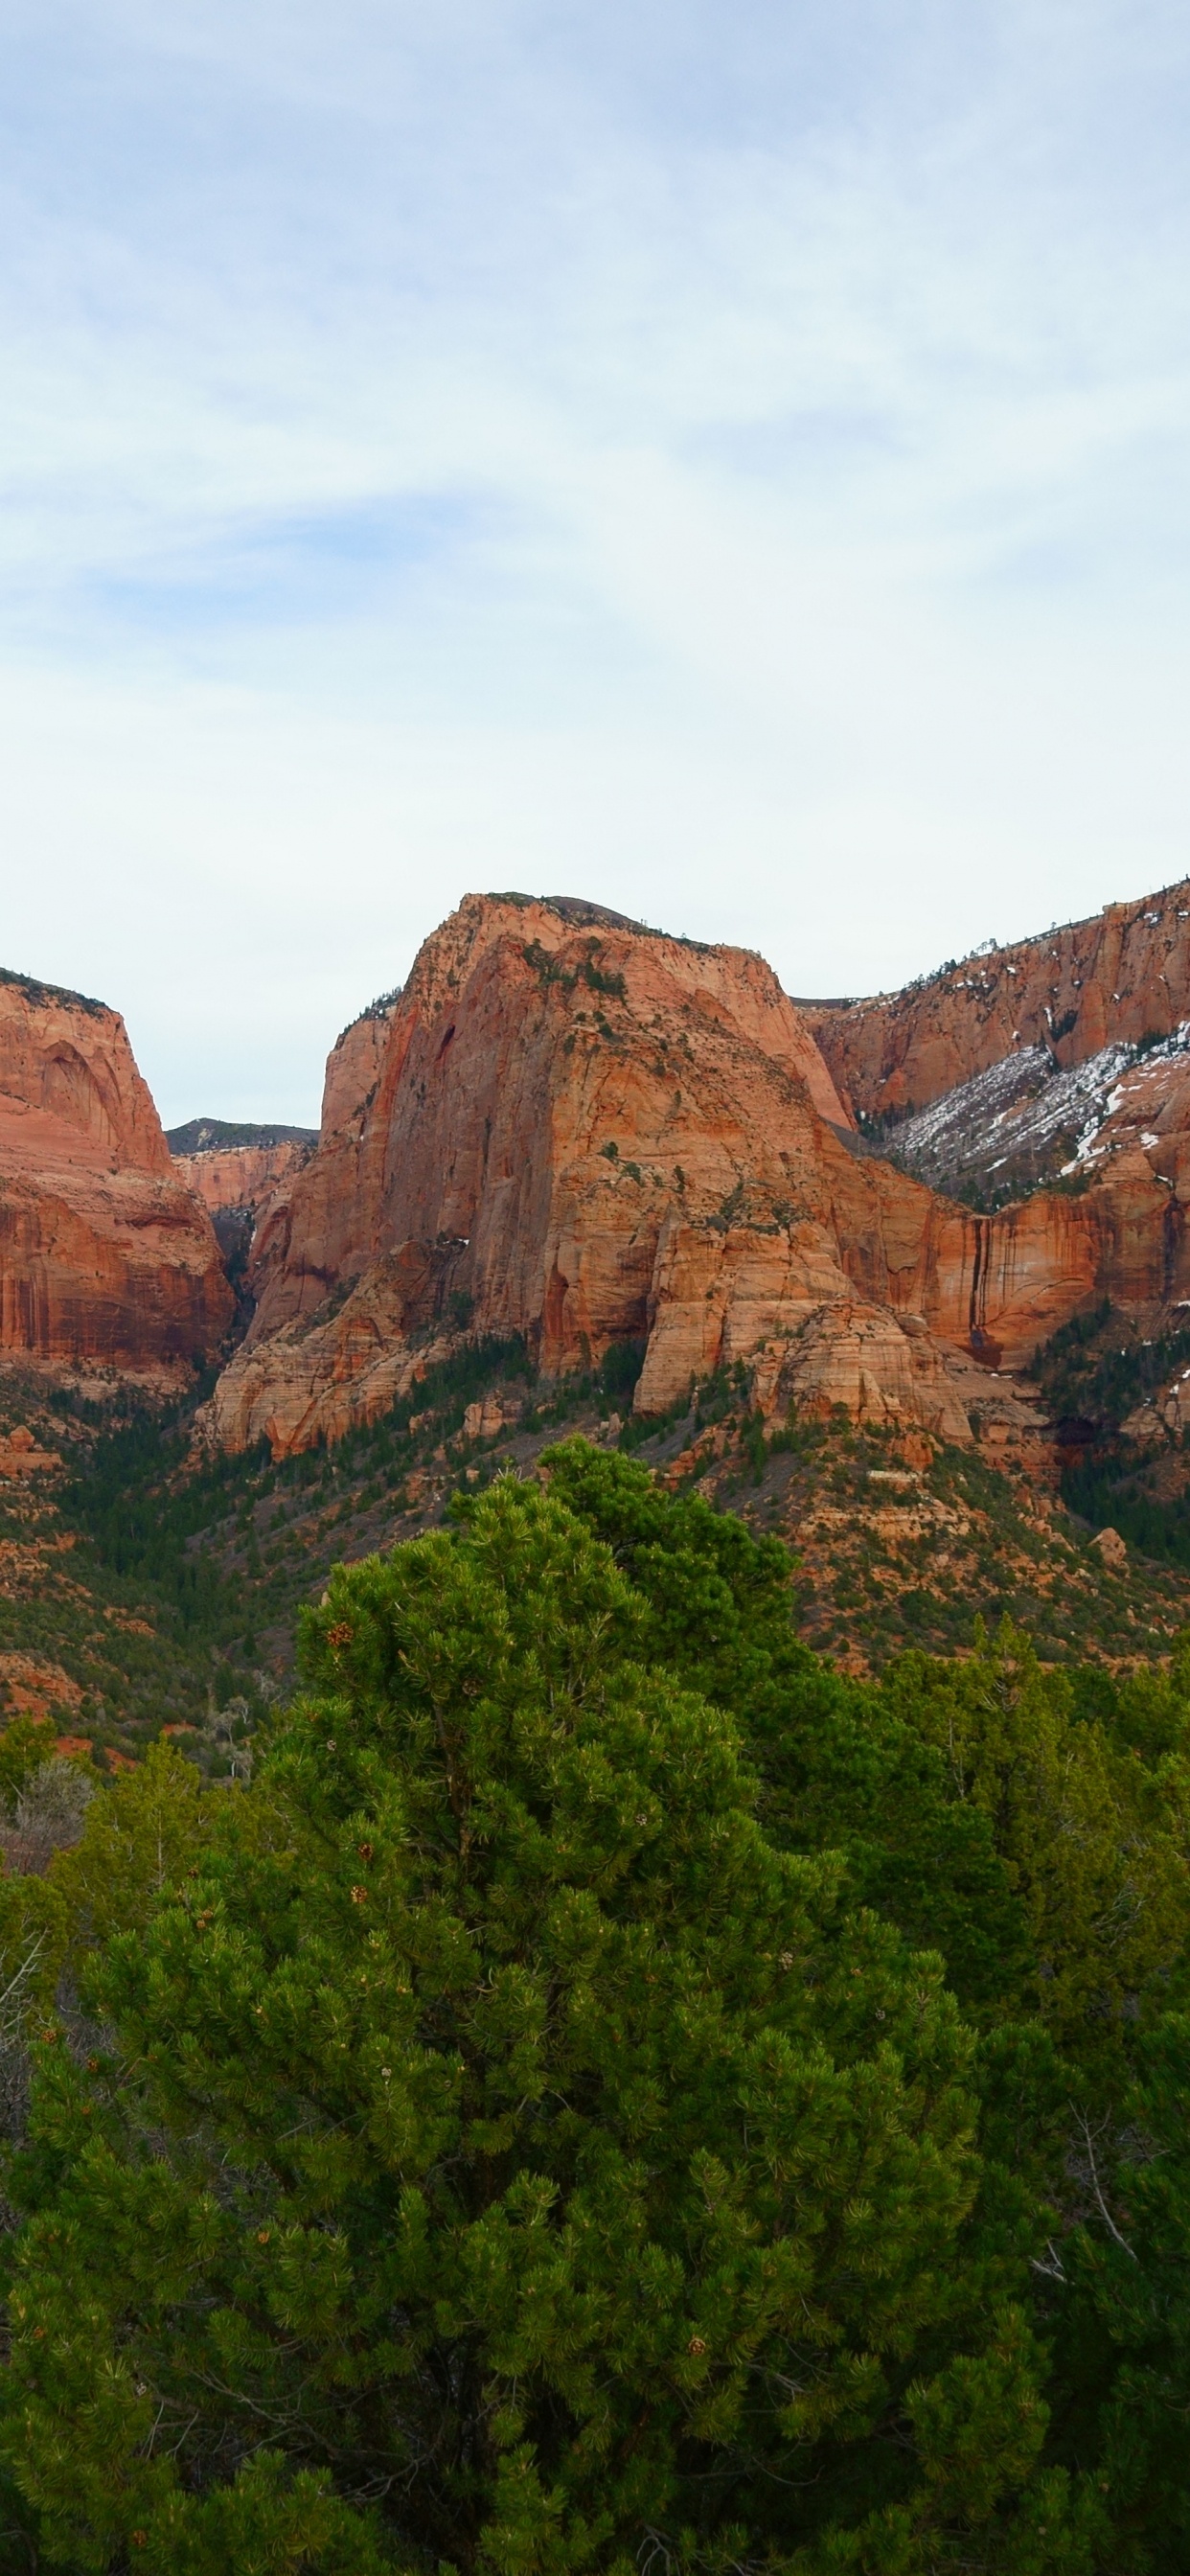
[
  {"left": 172, "top": 1133, "right": 317, "bottom": 1302},
  {"left": 796, "top": 883, "right": 1190, "bottom": 1377},
  {"left": 805, "top": 880, "right": 1190, "bottom": 1119},
  {"left": 172, "top": 1138, "right": 313, "bottom": 1221},
  {"left": 0, "top": 970, "right": 232, "bottom": 1379},
  {"left": 200, "top": 896, "right": 1049, "bottom": 1457},
  {"left": 203, "top": 890, "right": 1190, "bottom": 1462}
]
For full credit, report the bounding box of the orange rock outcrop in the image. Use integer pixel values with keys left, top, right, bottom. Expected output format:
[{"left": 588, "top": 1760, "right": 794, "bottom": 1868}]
[
  {"left": 201, "top": 892, "right": 1190, "bottom": 1463},
  {"left": 0, "top": 1651, "right": 82, "bottom": 1718},
  {"left": 0, "top": 1425, "right": 59, "bottom": 1477},
  {"left": 202, "top": 897, "right": 993, "bottom": 1457},
  {"left": 805, "top": 880, "right": 1190, "bottom": 1118},
  {"left": 0, "top": 970, "right": 232, "bottom": 1381}
]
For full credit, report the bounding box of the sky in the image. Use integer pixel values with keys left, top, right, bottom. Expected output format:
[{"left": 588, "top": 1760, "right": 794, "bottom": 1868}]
[{"left": 4, "top": 0, "right": 1190, "bottom": 1126}]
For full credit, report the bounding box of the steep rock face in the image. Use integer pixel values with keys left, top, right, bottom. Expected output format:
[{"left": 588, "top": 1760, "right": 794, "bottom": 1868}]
[
  {"left": 172, "top": 1136, "right": 317, "bottom": 1324},
  {"left": 205, "top": 892, "right": 1190, "bottom": 1462},
  {"left": 0, "top": 971, "right": 233, "bottom": 1379},
  {"left": 320, "top": 1003, "right": 399, "bottom": 1138},
  {"left": 211, "top": 895, "right": 991, "bottom": 1456},
  {"left": 806, "top": 880, "right": 1190, "bottom": 1119},
  {"left": 172, "top": 1138, "right": 313, "bottom": 1219}
]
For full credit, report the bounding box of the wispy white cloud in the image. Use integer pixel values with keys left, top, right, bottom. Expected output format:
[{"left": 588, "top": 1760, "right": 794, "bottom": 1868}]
[{"left": 2, "top": 0, "right": 1190, "bottom": 1118}]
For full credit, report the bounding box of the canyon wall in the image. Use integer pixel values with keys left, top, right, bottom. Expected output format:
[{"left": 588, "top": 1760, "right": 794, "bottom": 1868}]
[
  {"left": 202, "top": 889, "right": 1190, "bottom": 1462},
  {"left": 202, "top": 895, "right": 1111, "bottom": 1459},
  {"left": 805, "top": 879, "right": 1190, "bottom": 1118},
  {"left": 0, "top": 971, "right": 233, "bottom": 1380},
  {"left": 172, "top": 1138, "right": 313, "bottom": 1218}
]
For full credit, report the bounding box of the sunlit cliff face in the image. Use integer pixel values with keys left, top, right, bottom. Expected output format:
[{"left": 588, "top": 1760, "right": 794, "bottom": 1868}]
[{"left": 0, "top": 970, "right": 231, "bottom": 1381}]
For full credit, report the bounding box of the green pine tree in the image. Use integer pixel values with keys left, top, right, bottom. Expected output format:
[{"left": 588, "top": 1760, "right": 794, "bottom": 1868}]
[{"left": 2, "top": 1479, "right": 1058, "bottom": 2574}]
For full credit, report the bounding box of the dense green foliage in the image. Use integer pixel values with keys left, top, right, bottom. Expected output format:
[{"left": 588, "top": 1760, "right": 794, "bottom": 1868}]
[
  {"left": 0, "top": 1448, "right": 1188, "bottom": 2569},
  {"left": 1032, "top": 1302, "right": 1190, "bottom": 1566},
  {"left": 65, "top": 1402, "right": 267, "bottom": 1636}
]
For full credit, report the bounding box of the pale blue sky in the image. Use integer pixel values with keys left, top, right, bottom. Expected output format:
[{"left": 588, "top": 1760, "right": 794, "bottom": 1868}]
[{"left": 4, "top": 0, "right": 1190, "bottom": 1122}]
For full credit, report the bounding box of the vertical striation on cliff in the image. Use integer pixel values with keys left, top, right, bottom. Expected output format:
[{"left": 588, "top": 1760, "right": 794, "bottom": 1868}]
[
  {"left": 204, "top": 896, "right": 986, "bottom": 1456},
  {"left": 200, "top": 886, "right": 1190, "bottom": 1464}
]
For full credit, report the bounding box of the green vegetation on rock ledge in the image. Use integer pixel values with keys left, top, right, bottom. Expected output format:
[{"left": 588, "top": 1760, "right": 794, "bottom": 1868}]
[
  {"left": 0, "top": 1460, "right": 1189, "bottom": 2566},
  {"left": 1033, "top": 1301, "right": 1190, "bottom": 1569},
  {"left": 7, "top": 1320, "right": 1190, "bottom": 1789}
]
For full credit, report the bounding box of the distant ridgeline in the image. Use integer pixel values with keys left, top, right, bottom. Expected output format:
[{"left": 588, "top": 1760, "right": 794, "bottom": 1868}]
[{"left": 167, "top": 1117, "right": 318, "bottom": 1155}]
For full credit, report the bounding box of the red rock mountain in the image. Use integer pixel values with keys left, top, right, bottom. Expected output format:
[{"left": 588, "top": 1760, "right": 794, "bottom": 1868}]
[
  {"left": 804, "top": 879, "right": 1190, "bottom": 1120},
  {"left": 201, "top": 895, "right": 1070, "bottom": 1460},
  {"left": 0, "top": 970, "right": 232, "bottom": 1380},
  {"left": 799, "top": 882, "right": 1190, "bottom": 1392}
]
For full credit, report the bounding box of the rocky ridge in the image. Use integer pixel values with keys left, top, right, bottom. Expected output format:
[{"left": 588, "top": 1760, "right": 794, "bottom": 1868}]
[
  {"left": 804, "top": 879, "right": 1190, "bottom": 1120},
  {"left": 800, "top": 893, "right": 1190, "bottom": 1432}
]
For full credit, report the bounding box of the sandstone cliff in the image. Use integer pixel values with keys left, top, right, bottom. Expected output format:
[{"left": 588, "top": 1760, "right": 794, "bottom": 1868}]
[
  {"left": 172, "top": 1138, "right": 313, "bottom": 1220},
  {"left": 0, "top": 970, "right": 233, "bottom": 1380},
  {"left": 203, "top": 891, "right": 1190, "bottom": 1464},
  {"left": 202, "top": 897, "right": 983, "bottom": 1457},
  {"left": 805, "top": 880, "right": 1190, "bottom": 1118}
]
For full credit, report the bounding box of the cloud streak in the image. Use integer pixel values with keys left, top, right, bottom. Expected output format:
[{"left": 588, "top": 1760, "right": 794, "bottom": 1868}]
[{"left": 2, "top": 0, "right": 1189, "bottom": 1120}]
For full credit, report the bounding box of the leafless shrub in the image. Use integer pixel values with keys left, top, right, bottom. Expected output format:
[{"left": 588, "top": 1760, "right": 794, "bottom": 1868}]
[
  {"left": 206, "top": 1696, "right": 255, "bottom": 1782},
  {"left": 0, "top": 1760, "right": 95, "bottom": 1877}
]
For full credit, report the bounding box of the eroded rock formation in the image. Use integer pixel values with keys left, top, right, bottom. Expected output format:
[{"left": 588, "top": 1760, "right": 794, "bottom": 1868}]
[
  {"left": 201, "top": 887, "right": 1190, "bottom": 1463},
  {"left": 199, "top": 897, "right": 1020, "bottom": 1457},
  {"left": 805, "top": 880, "right": 1190, "bottom": 1119},
  {"left": 0, "top": 969, "right": 232, "bottom": 1381},
  {"left": 171, "top": 1130, "right": 317, "bottom": 1308}
]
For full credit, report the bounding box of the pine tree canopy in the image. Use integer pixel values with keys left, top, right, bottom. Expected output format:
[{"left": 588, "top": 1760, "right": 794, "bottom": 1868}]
[{"left": 0, "top": 1451, "right": 1187, "bottom": 2572}]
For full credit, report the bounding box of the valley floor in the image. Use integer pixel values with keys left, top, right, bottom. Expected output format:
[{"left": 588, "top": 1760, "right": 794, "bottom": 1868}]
[{"left": 5, "top": 1324, "right": 1190, "bottom": 1767}]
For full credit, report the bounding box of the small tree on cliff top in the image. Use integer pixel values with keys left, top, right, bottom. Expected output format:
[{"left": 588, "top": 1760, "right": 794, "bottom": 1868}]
[{"left": 4, "top": 1480, "right": 1064, "bottom": 2573}]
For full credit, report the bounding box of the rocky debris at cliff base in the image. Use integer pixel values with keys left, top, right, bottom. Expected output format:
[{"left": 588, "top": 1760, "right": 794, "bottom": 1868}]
[
  {"left": 193, "top": 1337, "right": 1190, "bottom": 1682},
  {"left": 5, "top": 1336, "right": 1190, "bottom": 1771}
]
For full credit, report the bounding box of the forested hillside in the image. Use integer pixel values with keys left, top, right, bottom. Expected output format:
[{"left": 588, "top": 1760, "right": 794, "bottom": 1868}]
[{"left": 0, "top": 1452, "right": 1187, "bottom": 2568}]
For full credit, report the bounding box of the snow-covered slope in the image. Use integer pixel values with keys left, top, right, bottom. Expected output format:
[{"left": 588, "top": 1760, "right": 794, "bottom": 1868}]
[{"left": 883, "top": 1029, "right": 1190, "bottom": 1208}]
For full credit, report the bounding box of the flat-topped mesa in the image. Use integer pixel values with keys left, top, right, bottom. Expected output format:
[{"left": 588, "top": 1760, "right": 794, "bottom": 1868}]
[
  {"left": 804, "top": 879, "right": 1190, "bottom": 1120},
  {"left": 0, "top": 969, "right": 232, "bottom": 1381}
]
